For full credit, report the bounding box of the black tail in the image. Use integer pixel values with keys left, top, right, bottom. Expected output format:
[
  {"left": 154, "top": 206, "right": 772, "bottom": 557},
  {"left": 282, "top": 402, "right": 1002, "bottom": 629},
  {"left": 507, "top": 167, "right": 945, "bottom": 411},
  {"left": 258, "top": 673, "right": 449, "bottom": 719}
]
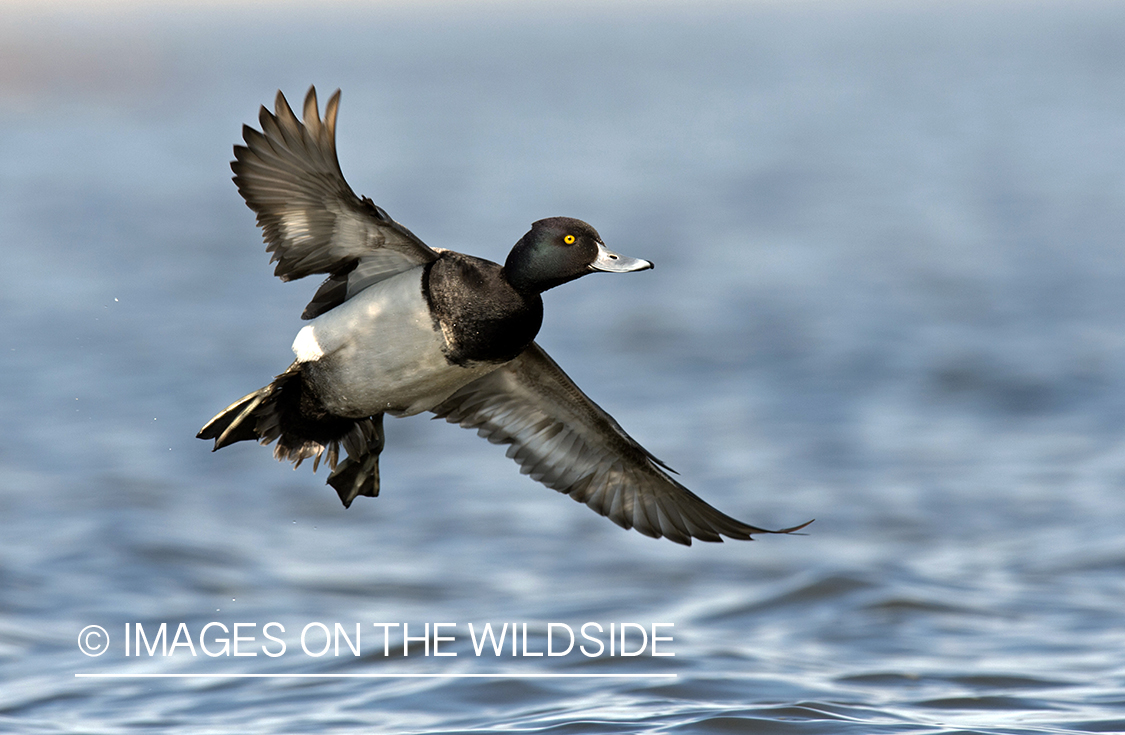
[{"left": 197, "top": 362, "right": 385, "bottom": 508}]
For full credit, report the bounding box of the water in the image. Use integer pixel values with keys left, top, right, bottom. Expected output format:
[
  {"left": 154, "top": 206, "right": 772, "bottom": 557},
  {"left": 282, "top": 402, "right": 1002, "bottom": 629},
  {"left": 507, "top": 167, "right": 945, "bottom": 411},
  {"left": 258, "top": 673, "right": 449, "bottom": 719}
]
[{"left": 3, "top": 2, "right": 1125, "bottom": 732}]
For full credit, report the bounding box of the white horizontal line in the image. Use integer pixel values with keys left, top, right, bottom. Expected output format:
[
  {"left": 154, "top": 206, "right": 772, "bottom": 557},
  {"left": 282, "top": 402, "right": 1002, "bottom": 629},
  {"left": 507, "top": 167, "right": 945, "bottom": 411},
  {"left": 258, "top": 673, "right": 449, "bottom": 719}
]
[{"left": 75, "top": 672, "right": 677, "bottom": 679}]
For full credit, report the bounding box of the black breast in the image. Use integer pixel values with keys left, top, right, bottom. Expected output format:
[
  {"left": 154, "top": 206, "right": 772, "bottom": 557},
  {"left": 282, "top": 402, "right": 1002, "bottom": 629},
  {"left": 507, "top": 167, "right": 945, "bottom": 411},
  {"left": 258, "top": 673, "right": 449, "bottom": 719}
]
[{"left": 423, "top": 252, "right": 544, "bottom": 366}]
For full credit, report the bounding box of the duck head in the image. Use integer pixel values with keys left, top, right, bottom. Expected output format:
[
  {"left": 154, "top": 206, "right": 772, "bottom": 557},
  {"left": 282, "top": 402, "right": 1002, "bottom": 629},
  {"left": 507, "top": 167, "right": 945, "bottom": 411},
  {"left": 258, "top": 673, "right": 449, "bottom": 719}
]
[{"left": 503, "top": 217, "right": 653, "bottom": 294}]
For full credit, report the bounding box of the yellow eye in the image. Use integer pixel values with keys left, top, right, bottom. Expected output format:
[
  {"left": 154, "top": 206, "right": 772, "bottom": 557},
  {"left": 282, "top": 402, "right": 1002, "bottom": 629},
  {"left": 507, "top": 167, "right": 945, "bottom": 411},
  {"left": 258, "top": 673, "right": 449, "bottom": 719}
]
[{"left": 563, "top": 234, "right": 576, "bottom": 244}]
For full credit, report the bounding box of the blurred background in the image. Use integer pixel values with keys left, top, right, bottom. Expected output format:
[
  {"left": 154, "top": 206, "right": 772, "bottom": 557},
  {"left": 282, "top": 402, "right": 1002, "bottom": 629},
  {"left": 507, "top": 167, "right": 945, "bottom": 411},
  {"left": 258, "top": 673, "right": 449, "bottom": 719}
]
[{"left": 2, "top": 1, "right": 1124, "bottom": 732}]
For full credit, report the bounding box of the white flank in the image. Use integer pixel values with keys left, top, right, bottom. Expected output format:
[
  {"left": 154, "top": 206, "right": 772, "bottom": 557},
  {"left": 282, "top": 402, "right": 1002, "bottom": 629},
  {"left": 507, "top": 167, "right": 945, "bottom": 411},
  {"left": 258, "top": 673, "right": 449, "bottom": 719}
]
[
  {"left": 292, "top": 325, "right": 324, "bottom": 362},
  {"left": 291, "top": 267, "right": 497, "bottom": 417}
]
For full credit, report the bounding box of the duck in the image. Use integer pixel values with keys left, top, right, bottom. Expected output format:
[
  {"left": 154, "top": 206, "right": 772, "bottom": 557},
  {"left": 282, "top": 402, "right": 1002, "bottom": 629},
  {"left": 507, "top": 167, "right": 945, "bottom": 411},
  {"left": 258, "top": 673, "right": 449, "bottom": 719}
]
[{"left": 198, "top": 87, "right": 811, "bottom": 545}]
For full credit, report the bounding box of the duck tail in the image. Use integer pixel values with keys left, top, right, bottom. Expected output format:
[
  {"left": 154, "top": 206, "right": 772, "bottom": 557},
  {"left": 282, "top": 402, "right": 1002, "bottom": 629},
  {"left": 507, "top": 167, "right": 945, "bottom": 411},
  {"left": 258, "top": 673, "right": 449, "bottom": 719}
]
[{"left": 197, "top": 362, "right": 385, "bottom": 508}]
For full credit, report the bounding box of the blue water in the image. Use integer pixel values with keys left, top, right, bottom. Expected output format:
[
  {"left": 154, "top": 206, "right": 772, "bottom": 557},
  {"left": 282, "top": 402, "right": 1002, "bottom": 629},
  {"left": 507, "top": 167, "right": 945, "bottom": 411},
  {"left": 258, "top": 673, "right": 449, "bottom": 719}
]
[{"left": 3, "top": 2, "right": 1125, "bottom": 732}]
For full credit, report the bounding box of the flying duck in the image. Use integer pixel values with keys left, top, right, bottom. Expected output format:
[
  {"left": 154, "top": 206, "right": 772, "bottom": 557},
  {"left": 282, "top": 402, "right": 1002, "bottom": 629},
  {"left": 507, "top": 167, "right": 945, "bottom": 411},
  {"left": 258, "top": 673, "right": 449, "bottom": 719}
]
[{"left": 198, "top": 87, "right": 810, "bottom": 545}]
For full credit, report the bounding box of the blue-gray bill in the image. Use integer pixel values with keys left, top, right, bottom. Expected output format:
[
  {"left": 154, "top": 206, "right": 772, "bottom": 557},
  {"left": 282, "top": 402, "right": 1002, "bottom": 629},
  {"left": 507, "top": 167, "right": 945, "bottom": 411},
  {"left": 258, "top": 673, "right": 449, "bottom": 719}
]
[{"left": 589, "top": 241, "right": 653, "bottom": 274}]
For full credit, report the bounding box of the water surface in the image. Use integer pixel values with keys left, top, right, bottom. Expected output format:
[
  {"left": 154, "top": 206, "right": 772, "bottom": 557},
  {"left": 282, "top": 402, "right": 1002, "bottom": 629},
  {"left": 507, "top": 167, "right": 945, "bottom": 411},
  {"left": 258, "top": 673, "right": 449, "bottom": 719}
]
[{"left": 2, "top": 2, "right": 1124, "bottom": 732}]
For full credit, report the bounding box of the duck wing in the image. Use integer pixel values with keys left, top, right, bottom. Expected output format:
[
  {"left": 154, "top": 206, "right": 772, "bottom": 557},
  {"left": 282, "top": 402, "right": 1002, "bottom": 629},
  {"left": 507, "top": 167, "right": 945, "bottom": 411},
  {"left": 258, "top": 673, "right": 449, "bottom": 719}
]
[
  {"left": 232, "top": 86, "right": 439, "bottom": 318},
  {"left": 431, "top": 343, "right": 812, "bottom": 545}
]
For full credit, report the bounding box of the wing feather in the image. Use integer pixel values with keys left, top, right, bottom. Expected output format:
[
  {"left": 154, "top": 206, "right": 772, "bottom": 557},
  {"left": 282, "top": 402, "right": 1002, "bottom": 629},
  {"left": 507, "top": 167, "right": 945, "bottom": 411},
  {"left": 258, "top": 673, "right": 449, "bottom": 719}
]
[
  {"left": 432, "top": 343, "right": 812, "bottom": 545},
  {"left": 232, "top": 86, "right": 439, "bottom": 318}
]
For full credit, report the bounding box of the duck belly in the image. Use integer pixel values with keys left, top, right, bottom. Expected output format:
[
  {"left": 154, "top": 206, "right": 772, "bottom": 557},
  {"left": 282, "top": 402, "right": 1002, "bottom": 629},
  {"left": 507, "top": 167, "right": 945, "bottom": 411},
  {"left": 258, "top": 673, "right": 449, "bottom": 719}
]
[{"left": 291, "top": 267, "right": 495, "bottom": 417}]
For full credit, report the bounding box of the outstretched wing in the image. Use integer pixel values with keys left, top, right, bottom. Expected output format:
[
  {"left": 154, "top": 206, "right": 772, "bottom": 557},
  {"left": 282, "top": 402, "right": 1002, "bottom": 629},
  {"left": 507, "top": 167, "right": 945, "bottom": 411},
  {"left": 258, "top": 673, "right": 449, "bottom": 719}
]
[
  {"left": 232, "top": 86, "right": 439, "bottom": 318},
  {"left": 432, "top": 343, "right": 812, "bottom": 545}
]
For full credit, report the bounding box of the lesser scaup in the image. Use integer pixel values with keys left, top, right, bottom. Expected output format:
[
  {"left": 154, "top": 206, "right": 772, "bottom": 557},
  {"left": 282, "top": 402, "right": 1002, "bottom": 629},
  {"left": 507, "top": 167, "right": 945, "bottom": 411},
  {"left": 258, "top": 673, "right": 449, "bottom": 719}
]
[{"left": 198, "top": 87, "right": 810, "bottom": 545}]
